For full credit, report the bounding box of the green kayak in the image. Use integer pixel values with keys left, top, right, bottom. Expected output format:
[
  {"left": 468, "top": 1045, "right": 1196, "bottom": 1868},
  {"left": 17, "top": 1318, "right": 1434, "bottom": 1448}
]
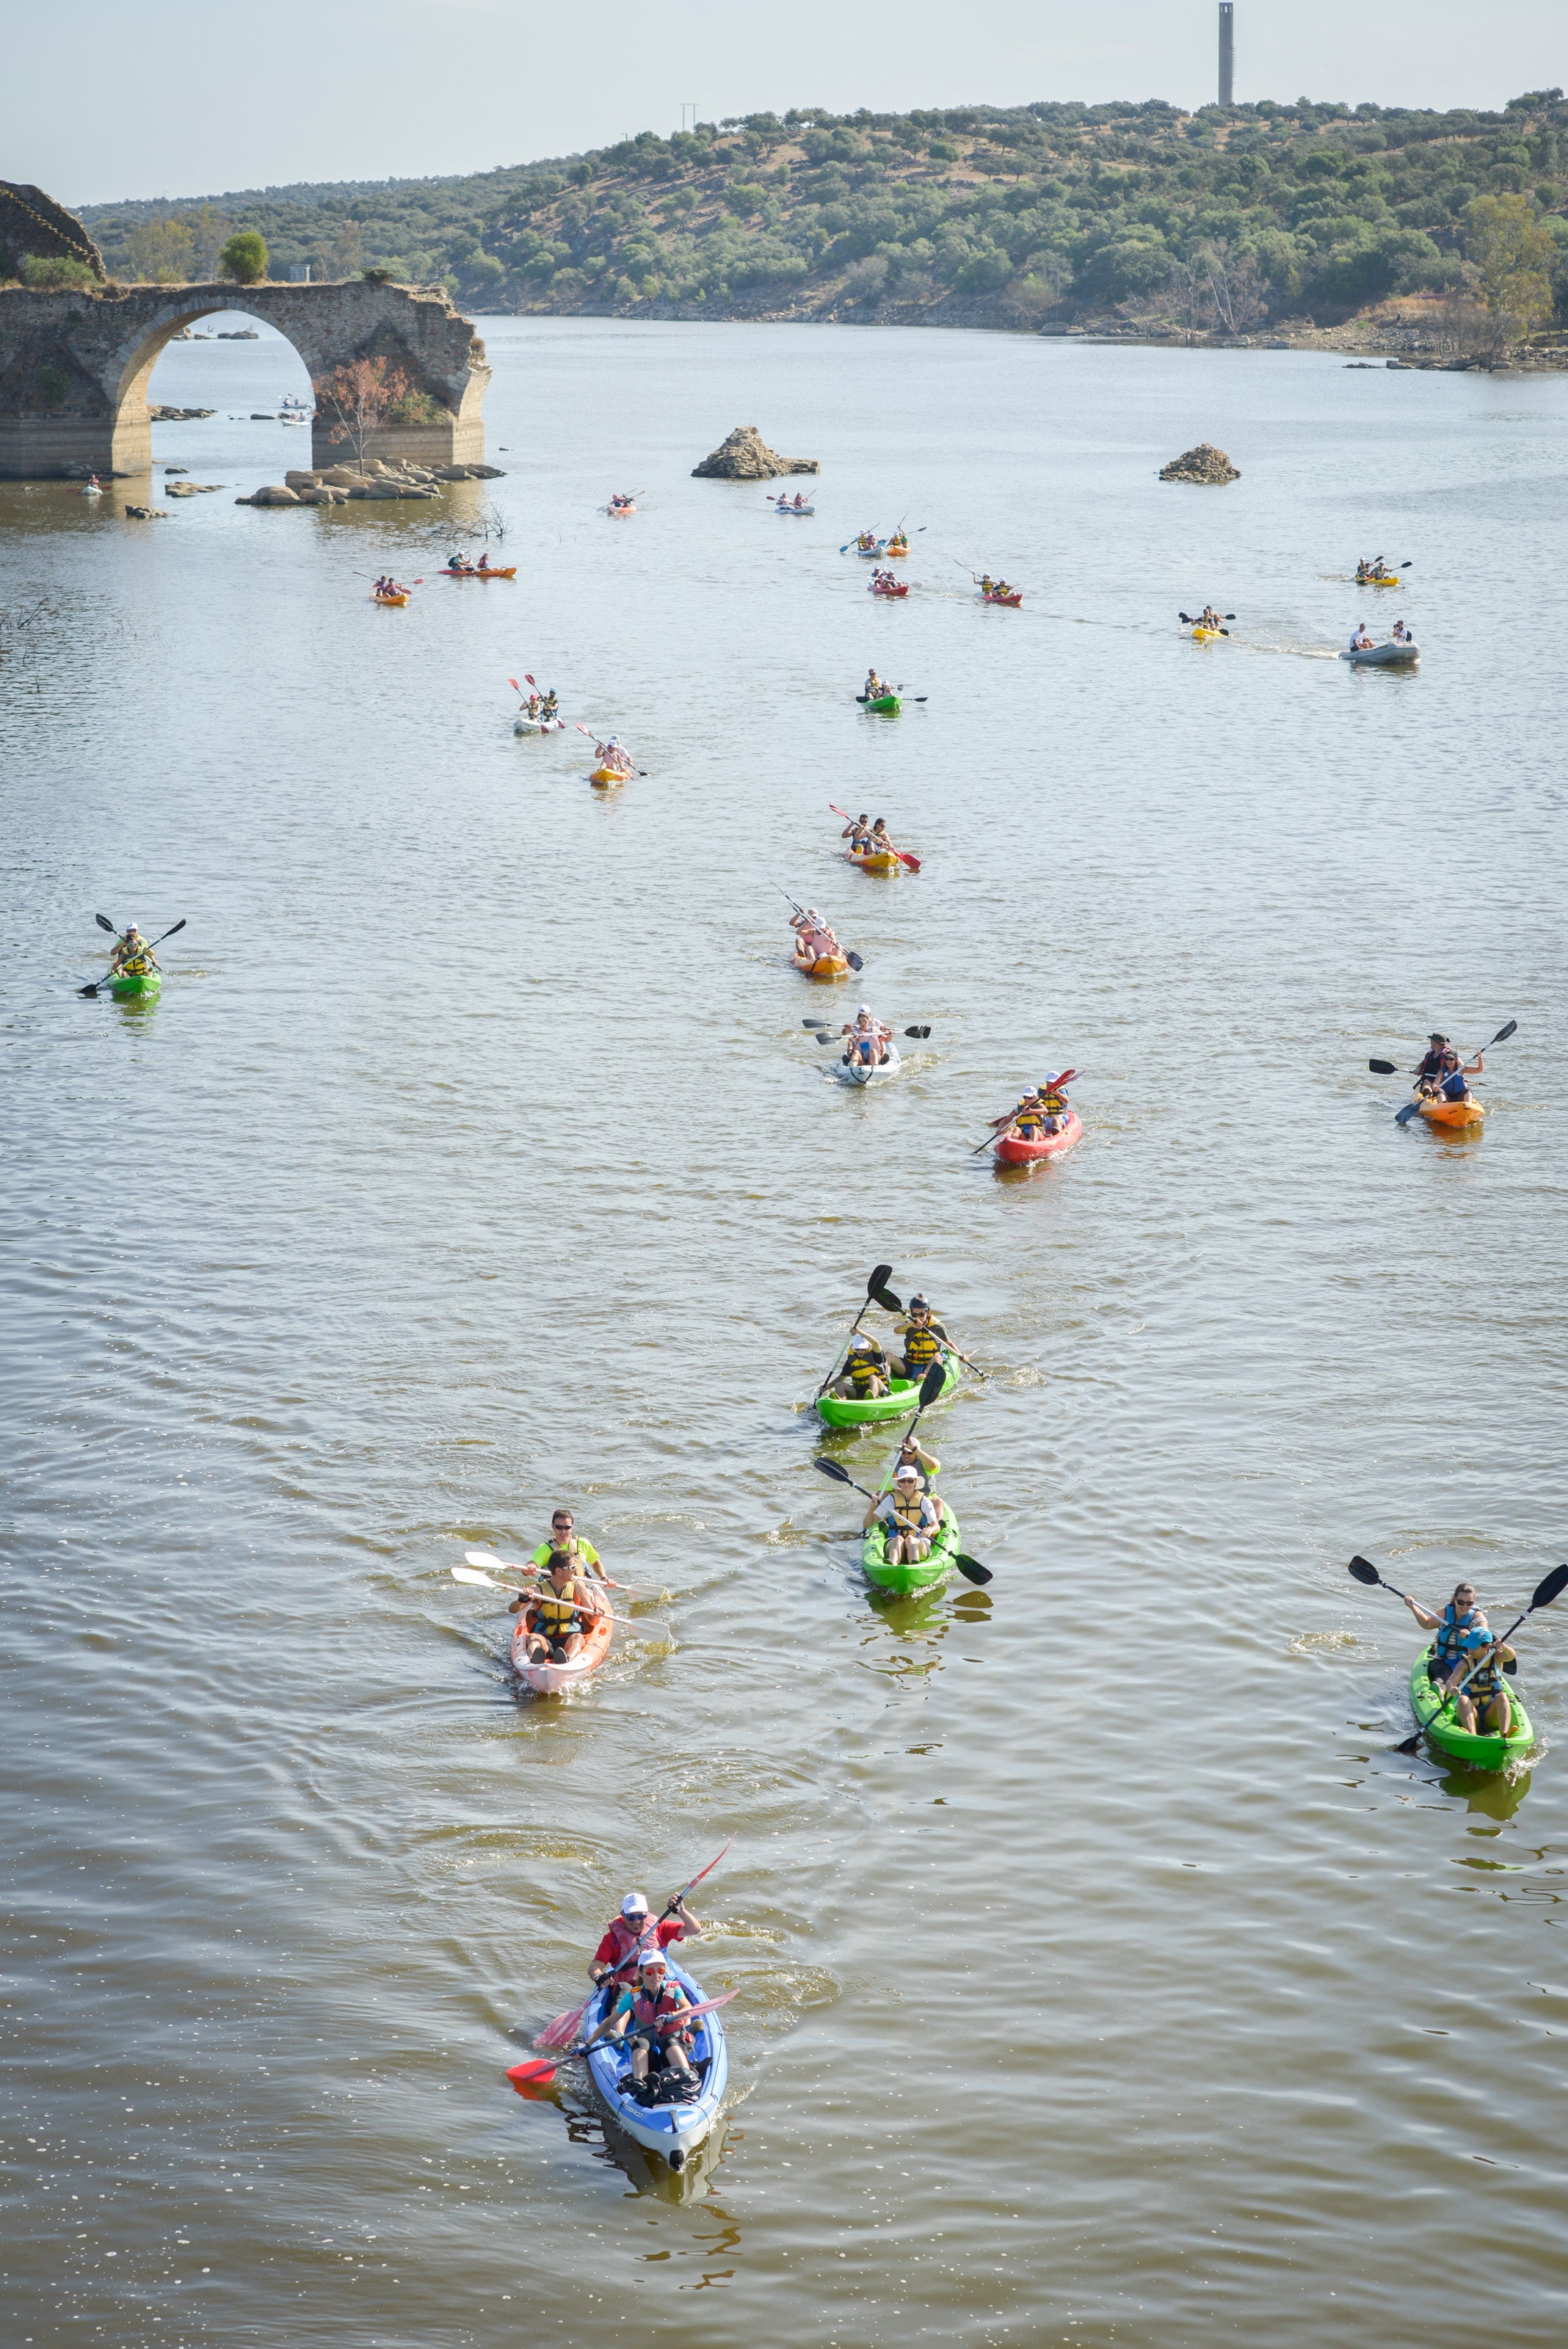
[
  {"left": 816, "top": 1350, "right": 959, "bottom": 1428},
  {"left": 865, "top": 692, "right": 901, "bottom": 715},
  {"left": 1409, "top": 1645, "right": 1533, "bottom": 1771},
  {"left": 862, "top": 1506, "right": 961, "bottom": 1594},
  {"left": 109, "top": 968, "right": 161, "bottom": 1001}
]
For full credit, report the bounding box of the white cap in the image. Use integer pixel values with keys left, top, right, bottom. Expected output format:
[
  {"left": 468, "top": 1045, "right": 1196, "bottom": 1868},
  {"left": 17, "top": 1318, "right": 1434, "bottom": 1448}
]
[
  {"left": 637, "top": 1947, "right": 668, "bottom": 1970},
  {"left": 622, "top": 1892, "right": 649, "bottom": 1918},
  {"left": 894, "top": 1464, "right": 921, "bottom": 1483}
]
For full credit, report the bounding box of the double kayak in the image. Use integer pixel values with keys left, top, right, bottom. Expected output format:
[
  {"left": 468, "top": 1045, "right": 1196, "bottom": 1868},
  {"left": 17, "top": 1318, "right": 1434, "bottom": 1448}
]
[
  {"left": 995, "top": 1110, "right": 1083, "bottom": 1164},
  {"left": 372, "top": 591, "right": 408, "bottom": 607},
  {"left": 832, "top": 1042, "right": 901, "bottom": 1088},
  {"left": 1357, "top": 572, "right": 1401, "bottom": 587},
  {"left": 509, "top": 1604, "right": 614, "bottom": 1696},
  {"left": 581, "top": 1957, "right": 728, "bottom": 2168},
  {"left": 1416, "top": 1093, "right": 1484, "bottom": 1128},
  {"left": 443, "top": 565, "right": 516, "bottom": 580},
  {"left": 871, "top": 579, "right": 909, "bottom": 598},
  {"left": 109, "top": 968, "right": 161, "bottom": 1002},
  {"left": 817, "top": 1349, "right": 960, "bottom": 1428},
  {"left": 863, "top": 693, "right": 901, "bottom": 714},
  {"left": 1190, "top": 625, "right": 1224, "bottom": 642},
  {"left": 515, "top": 714, "right": 566, "bottom": 734},
  {"left": 981, "top": 590, "right": 1022, "bottom": 608},
  {"left": 862, "top": 1506, "right": 962, "bottom": 1595},
  {"left": 794, "top": 951, "right": 849, "bottom": 981},
  {"left": 1409, "top": 1646, "right": 1533, "bottom": 1771},
  {"left": 846, "top": 850, "right": 903, "bottom": 875}
]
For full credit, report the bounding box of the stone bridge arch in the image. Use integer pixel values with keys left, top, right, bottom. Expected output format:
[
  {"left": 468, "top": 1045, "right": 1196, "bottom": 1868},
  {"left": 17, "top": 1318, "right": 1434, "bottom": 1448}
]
[{"left": 0, "top": 278, "right": 490, "bottom": 479}]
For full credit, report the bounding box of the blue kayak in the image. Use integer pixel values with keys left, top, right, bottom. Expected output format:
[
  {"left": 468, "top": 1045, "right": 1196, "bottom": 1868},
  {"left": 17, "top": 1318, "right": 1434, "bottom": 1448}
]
[{"left": 582, "top": 1958, "right": 728, "bottom": 2171}]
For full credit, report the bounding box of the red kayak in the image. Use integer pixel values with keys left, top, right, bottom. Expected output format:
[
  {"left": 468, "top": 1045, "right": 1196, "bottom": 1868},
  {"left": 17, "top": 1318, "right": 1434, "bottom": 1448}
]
[
  {"left": 981, "top": 589, "right": 1023, "bottom": 609},
  {"left": 871, "top": 579, "right": 909, "bottom": 598},
  {"left": 994, "top": 1111, "right": 1082, "bottom": 1165}
]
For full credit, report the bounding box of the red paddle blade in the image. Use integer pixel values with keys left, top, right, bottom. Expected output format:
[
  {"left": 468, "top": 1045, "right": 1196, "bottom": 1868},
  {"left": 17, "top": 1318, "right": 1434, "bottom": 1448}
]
[
  {"left": 535, "top": 1998, "right": 590, "bottom": 2049},
  {"left": 898, "top": 852, "right": 921, "bottom": 871},
  {"left": 507, "top": 2055, "right": 562, "bottom": 2091},
  {"left": 508, "top": 676, "right": 520, "bottom": 691},
  {"left": 524, "top": 673, "right": 537, "bottom": 687}
]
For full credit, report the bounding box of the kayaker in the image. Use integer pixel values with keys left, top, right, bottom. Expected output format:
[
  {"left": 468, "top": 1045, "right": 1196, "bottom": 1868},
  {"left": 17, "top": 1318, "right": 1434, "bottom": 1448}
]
[
  {"left": 524, "top": 1508, "right": 607, "bottom": 1582},
  {"left": 476, "top": 552, "right": 493, "bottom": 571},
  {"left": 791, "top": 909, "right": 838, "bottom": 962},
  {"left": 1350, "top": 622, "right": 1375, "bottom": 650},
  {"left": 1412, "top": 1034, "right": 1451, "bottom": 1093},
  {"left": 1034, "top": 1072, "right": 1072, "bottom": 1133},
  {"left": 584, "top": 1948, "right": 701, "bottom": 2101},
  {"left": 1399, "top": 1580, "right": 1490, "bottom": 1684},
  {"left": 1197, "top": 604, "right": 1222, "bottom": 631},
  {"left": 839, "top": 1006, "right": 890, "bottom": 1068},
  {"left": 867, "top": 818, "right": 897, "bottom": 857},
  {"left": 589, "top": 1889, "right": 703, "bottom": 1985},
  {"left": 1434, "top": 1048, "right": 1482, "bottom": 1107},
  {"left": 863, "top": 1464, "right": 941, "bottom": 1566},
  {"left": 885, "top": 1431, "right": 940, "bottom": 1493},
  {"left": 1443, "top": 1627, "right": 1515, "bottom": 1739},
  {"left": 509, "top": 1550, "right": 606, "bottom": 1665},
  {"left": 864, "top": 670, "right": 889, "bottom": 702},
  {"left": 793, "top": 491, "right": 807, "bottom": 510},
  {"left": 109, "top": 925, "right": 157, "bottom": 975},
  {"left": 832, "top": 1332, "right": 891, "bottom": 1401},
  {"left": 890, "top": 1295, "right": 951, "bottom": 1382},
  {"left": 841, "top": 812, "right": 872, "bottom": 852},
  {"left": 541, "top": 689, "right": 559, "bottom": 719}
]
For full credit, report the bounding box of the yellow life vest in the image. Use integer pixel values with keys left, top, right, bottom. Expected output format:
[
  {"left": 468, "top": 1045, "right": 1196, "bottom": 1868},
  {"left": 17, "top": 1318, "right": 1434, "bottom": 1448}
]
[
  {"left": 900, "top": 1320, "right": 942, "bottom": 1371},
  {"left": 531, "top": 1576, "right": 595, "bottom": 1641},
  {"left": 846, "top": 1340, "right": 885, "bottom": 1391}
]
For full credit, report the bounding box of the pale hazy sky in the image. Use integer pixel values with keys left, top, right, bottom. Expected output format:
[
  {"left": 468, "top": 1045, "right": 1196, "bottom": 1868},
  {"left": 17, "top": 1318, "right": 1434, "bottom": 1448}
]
[{"left": 12, "top": 0, "right": 1564, "bottom": 206}]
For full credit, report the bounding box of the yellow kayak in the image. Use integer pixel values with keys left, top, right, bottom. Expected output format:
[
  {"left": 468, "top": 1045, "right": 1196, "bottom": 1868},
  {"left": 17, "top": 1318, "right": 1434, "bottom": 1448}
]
[
  {"left": 590, "top": 766, "right": 629, "bottom": 787},
  {"left": 1358, "top": 573, "right": 1401, "bottom": 587},
  {"left": 1191, "top": 626, "right": 1223, "bottom": 642},
  {"left": 846, "top": 850, "right": 902, "bottom": 874}
]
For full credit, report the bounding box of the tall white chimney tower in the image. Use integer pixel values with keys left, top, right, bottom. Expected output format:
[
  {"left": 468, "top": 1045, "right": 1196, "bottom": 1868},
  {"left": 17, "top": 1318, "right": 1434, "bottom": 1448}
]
[{"left": 1219, "top": 3, "right": 1235, "bottom": 107}]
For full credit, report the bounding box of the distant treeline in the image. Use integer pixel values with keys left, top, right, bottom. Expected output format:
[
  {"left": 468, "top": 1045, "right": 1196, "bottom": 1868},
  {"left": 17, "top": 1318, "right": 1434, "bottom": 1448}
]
[{"left": 75, "top": 92, "right": 1568, "bottom": 330}]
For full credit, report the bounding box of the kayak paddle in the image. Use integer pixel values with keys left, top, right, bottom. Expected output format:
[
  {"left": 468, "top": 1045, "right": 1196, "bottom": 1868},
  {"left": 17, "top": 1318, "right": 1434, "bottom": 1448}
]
[
  {"left": 462, "top": 1546, "right": 662, "bottom": 1599},
  {"left": 812, "top": 1451, "right": 992, "bottom": 1586},
  {"left": 509, "top": 1991, "right": 739, "bottom": 2091},
  {"left": 813, "top": 1265, "right": 900, "bottom": 1400},
  {"left": 533, "top": 1840, "right": 733, "bottom": 2049},
  {"left": 1178, "top": 611, "right": 1233, "bottom": 635},
  {"left": 1394, "top": 1564, "right": 1567, "bottom": 1755},
  {"left": 827, "top": 802, "right": 921, "bottom": 873},
  {"left": 968, "top": 1072, "right": 1078, "bottom": 1155},
  {"left": 803, "top": 1019, "right": 930, "bottom": 1038},
  {"left": 855, "top": 687, "right": 929, "bottom": 704},
  {"left": 1392, "top": 1021, "right": 1515, "bottom": 1125},
  {"left": 79, "top": 918, "right": 186, "bottom": 997}
]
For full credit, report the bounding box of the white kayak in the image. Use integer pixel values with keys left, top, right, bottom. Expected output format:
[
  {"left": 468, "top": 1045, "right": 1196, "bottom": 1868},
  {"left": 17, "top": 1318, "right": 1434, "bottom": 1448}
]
[
  {"left": 1341, "top": 640, "right": 1419, "bottom": 667},
  {"left": 833, "top": 1042, "right": 902, "bottom": 1087},
  {"left": 774, "top": 503, "right": 815, "bottom": 516},
  {"left": 514, "top": 714, "right": 566, "bottom": 734}
]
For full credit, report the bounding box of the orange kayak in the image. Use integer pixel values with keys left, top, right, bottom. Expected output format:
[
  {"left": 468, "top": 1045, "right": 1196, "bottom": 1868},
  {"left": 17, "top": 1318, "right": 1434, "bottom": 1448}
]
[
  {"left": 794, "top": 952, "right": 849, "bottom": 980},
  {"left": 591, "top": 766, "right": 629, "bottom": 787},
  {"left": 443, "top": 565, "right": 516, "bottom": 580},
  {"left": 372, "top": 591, "right": 408, "bottom": 607},
  {"left": 509, "top": 1604, "right": 614, "bottom": 1696},
  {"left": 1417, "top": 1094, "right": 1484, "bottom": 1128}
]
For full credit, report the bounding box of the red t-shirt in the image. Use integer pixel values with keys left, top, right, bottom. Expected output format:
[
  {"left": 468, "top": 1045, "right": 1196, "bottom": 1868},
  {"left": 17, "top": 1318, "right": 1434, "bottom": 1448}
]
[{"left": 592, "top": 1916, "right": 688, "bottom": 1969}]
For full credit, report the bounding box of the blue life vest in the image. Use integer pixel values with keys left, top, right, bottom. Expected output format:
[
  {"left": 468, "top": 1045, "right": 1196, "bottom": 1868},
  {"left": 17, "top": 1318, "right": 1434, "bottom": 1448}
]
[
  {"left": 1434, "top": 1604, "right": 1481, "bottom": 1670},
  {"left": 1440, "top": 1070, "right": 1468, "bottom": 1102}
]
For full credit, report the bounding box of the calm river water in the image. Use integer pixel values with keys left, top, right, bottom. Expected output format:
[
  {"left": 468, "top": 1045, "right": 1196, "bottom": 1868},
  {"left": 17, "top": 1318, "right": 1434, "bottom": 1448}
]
[{"left": 3, "top": 316, "right": 1567, "bottom": 2349}]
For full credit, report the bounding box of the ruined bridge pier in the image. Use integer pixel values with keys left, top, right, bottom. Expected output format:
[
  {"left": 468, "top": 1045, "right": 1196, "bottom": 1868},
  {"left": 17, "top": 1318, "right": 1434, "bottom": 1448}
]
[{"left": 0, "top": 279, "right": 490, "bottom": 479}]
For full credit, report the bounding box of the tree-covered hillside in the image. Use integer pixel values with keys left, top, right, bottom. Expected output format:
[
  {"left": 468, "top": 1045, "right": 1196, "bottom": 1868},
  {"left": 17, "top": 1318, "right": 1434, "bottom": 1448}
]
[{"left": 75, "top": 92, "right": 1568, "bottom": 329}]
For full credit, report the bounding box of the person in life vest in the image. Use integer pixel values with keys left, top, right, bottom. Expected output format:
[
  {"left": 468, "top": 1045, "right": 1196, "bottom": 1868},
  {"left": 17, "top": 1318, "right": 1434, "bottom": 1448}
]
[
  {"left": 1411, "top": 1034, "right": 1451, "bottom": 1095},
  {"left": 881, "top": 1431, "right": 943, "bottom": 1518},
  {"left": 1400, "top": 1580, "right": 1491, "bottom": 1685},
  {"left": 791, "top": 908, "right": 839, "bottom": 966},
  {"left": 525, "top": 1508, "right": 608, "bottom": 1584},
  {"left": 1432, "top": 1047, "right": 1483, "bottom": 1108},
  {"left": 110, "top": 925, "right": 158, "bottom": 976},
  {"left": 838, "top": 1006, "right": 891, "bottom": 1069},
  {"left": 890, "top": 1294, "right": 951, "bottom": 1384},
  {"left": 863, "top": 1462, "right": 942, "bottom": 1566},
  {"left": 866, "top": 818, "right": 900, "bottom": 860},
  {"left": 589, "top": 1888, "right": 703, "bottom": 1986},
  {"left": 448, "top": 551, "right": 473, "bottom": 573},
  {"left": 1441, "top": 1625, "right": 1516, "bottom": 1738},
  {"left": 841, "top": 812, "right": 873, "bottom": 853},
  {"left": 1033, "top": 1072, "right": 1072, "bottom": 1133},
  {"left": 584, "top": 1948, "right": 703, "bottom": 2100},
  {"left": 832, "top": 1330, "right": 890, "bottom": 1401},
  {"left": 540, "top": 688, "right": 559, "bottom": 719},
  {"left": 509, "top": 1551, "right": 607, "bottom": 1664},
  {"left": 1196, "top": 604, "right": 1223, "bottom": 631},
  {"left": 864, "top": 669, "right": 890, "bottom": 702}
]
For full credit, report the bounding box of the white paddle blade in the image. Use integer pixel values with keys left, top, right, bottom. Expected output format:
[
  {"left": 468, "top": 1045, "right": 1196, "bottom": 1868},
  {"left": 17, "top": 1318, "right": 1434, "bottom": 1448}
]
[
  {"left": 451, "top": 1564, "right": 501, "bottom": 1587},
  {"left": 465, "top": 1547, "right": 529, "bottom": 1574}
]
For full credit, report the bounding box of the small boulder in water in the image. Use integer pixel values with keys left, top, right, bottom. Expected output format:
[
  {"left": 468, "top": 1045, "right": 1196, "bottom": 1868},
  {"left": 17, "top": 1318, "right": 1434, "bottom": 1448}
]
[
  {"left": 1158, "top": 442, "right": 1241, "bottom": 484},
  {"left": 692, "top": 425, "right": 819, "bottom": 480}
]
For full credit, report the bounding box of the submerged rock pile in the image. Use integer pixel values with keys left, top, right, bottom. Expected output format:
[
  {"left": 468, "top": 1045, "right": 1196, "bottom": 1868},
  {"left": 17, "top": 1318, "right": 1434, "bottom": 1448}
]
[
  {"left": 692, "top": 424, "right": 819, "bottom": 480},
  {"left": 1158, "top": 442, "right": 1240, "bottom": 484},
  {"left": 165, "top": 481, "right": 224, "bottom": 497},
  {"left": 236, "top": 457, "right": 504, "bottom": 507},
  {"left": 149, "top": 405, "right": 214, "bottom": 422}
]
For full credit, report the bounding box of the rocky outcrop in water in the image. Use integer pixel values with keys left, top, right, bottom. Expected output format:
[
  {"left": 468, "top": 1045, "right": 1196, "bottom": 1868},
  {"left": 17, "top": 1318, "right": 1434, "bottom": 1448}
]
[
  {"left": 692, "top": 424, "right": 819, "bottom": 479},
  {"left": 1158, "top": 441, "right": 1240, "bottom": 484},
  {"left": 149, "top": 405, "right": 214, "bottom": 421}
]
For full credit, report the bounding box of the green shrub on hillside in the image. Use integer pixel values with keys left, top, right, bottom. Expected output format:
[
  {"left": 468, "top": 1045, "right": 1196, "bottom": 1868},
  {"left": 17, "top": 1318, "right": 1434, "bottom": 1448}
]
[{"left": 219, "top": 229, "right": 268, "bottom": 283}]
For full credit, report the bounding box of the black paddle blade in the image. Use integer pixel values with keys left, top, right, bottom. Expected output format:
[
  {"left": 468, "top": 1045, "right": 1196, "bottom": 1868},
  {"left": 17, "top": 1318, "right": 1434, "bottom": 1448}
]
[
  {"left": 78, "top": 980, "right": 102, "bottom": 996},
  {"left": 802, "top": 1018, "right": 830, "bottom": 1029},
  {"left": 1348, "top": 1558, "right": 1382, "bottom": 1586},
  {"left": 904, "top": 1025, "right": 931, "bottom": 1039},
  {"left": 865, "top": 1265, "right": 894, "bottom": 1298},
  {"left": 1394, "top": 1102, "right": 1423, "bottom": 1125},
  {"left": 813, "top": 1458, "right": 853, "bottom": 1485},
  {"left": 816, "top": 1032, "right": 835, "bottom": 1045},
  {"left": 1530, "top": 1563, "right": 1568, "bottom": 1611},
  {"left": 846, "top": 952, "right": 863, "bottom": 970},
  {"left": 1224, "top": 613, "right": 1236, "bottom": 620},
  {"left": 95, "top": 913, "right": 116, "bottom": 933},
  {"left": 1491, "top": 1020, "right": 1517, "bottom": 1045},
  {"left": 1394, "top": 1728, "right": 1425, "bottom": 1756},
  {"left": 1368, "top": 1059, "right": 1397, "bottom": 1075},
  {"left": 918, "top": 1360, "right": 947, "bottom": 1407},
  {"left": 955, "top": 1555, "right": 992, "bottom": 1586},
  {"left": 871, "top": 1287, "right": 902, "bottom": 1313},
  {"left": 157, "top": 919, "right": 187, "bottom": 941},
  {"left": 1178, "top": 611, "right": 1192, "bottom": 623}
]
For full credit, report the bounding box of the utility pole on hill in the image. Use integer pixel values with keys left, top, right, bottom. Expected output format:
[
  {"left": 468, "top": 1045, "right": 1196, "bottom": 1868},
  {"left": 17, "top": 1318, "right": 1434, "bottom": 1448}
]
[{"left": 1219, "top": 3, "right": 1235, "bottom": 107}]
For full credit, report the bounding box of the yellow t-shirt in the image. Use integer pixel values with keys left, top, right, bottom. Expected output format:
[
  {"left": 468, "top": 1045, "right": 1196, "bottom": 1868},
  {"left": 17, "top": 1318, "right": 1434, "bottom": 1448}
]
[{"left": 530, "top": 1538, "right": 602, "bottom": 1575}]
